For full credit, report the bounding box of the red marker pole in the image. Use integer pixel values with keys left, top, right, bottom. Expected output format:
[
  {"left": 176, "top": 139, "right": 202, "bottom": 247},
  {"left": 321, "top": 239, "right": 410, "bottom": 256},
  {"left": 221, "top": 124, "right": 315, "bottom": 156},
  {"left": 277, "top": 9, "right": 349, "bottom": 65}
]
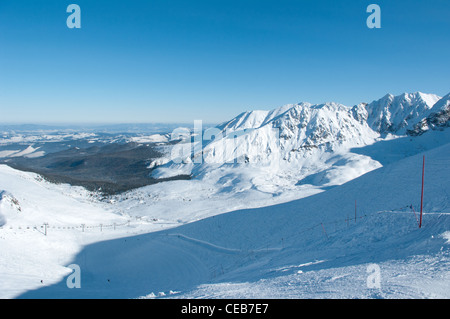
[{"left": 419, "top": 156, "right": 425, "bottom": 228}]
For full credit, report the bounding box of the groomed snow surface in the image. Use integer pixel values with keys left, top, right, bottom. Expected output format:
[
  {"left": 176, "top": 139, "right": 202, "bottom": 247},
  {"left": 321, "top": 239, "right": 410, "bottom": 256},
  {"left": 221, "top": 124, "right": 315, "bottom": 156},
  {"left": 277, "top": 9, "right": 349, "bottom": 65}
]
[{"left": 0, "top": 134, "right": 449, "bottom": 299}]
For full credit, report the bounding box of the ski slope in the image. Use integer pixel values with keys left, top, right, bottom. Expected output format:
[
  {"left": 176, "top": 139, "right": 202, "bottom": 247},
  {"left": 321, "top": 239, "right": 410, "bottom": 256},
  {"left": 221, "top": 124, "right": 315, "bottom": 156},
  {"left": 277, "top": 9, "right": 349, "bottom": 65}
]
[
  {"left": 7, "top": 139, "right": 449, "bottom": 299},
  {"left": 1, "top": 91, "right": 449, "bottom": 299}
]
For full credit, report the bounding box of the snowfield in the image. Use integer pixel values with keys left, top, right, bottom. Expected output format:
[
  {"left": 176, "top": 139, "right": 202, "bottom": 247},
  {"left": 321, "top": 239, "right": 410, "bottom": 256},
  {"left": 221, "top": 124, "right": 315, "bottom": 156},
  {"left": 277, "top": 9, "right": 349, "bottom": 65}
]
[
  {"left": 1, "top": 141, "right": 448, "bottom": 299},
  {"left": 0, "top": 92, "right": 449, "bottom": 299}
]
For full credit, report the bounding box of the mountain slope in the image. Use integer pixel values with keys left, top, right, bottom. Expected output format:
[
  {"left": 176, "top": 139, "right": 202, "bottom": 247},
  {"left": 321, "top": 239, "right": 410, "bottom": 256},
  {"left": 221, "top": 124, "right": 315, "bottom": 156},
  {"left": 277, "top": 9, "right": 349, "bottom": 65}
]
[
  {"left": 363, "top": 92, "right": 441, "bottom": 134},
  {"left": 202, "top": 102, "right": 378, "bottom": 163},
  {"left": 17, "top": 139, "right": 450, "bottom": 299},
  {"left": 154, "top": 92, "right": 447, "bottom": 196},
  {"left": 408, "top": 93, "right": 450, "bottom": 136},
  {"left": 1, "top": 91, "right": 449, "bottom": 299}
]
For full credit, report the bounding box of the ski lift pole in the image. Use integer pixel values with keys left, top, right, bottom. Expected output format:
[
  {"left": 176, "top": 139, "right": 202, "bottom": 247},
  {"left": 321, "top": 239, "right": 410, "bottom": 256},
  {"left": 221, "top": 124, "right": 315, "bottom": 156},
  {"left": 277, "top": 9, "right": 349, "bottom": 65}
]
[{"left": 321, "top": 223, "right": 328, "bottom": 239}]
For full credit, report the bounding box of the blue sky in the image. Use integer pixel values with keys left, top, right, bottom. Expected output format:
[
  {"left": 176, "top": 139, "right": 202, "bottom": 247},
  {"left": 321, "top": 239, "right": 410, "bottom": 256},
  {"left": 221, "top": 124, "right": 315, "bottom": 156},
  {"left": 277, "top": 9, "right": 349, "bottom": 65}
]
[{"left": 0, "top": 0, "right": 449, "bottom": 124}]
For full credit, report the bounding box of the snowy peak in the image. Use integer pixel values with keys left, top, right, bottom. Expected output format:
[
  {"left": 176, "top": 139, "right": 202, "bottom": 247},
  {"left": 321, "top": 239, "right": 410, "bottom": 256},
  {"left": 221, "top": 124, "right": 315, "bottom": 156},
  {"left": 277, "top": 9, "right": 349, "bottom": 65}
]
[
  {"left": 215, "top": 103, "right": 311, "bottom": 134},
  {"left": 270, "top": 102, "right": 374, "bottom": 147},
  {"left": 200, "top": 91, "right": 447, "bottom": 166},
  {"left": 407, "top": 92, "right": 450, "bottom": 136},
  {"left": 432, "top": 92, "right": 450, "bottom": 113},
  {"left": 364, "top": 92, "right": 441, "bottom": 134},
  {"left": 155, "top": 91, "right": 447, "bottom": 186},
  {"left": 200, "top": 101, "right": 378, "bottom": 166},
  {"left": 216, "top": 110, "right": 269, "bottom": 133},
  {"left": 215, "top": 91, "right": 443, "bottom": 148}
]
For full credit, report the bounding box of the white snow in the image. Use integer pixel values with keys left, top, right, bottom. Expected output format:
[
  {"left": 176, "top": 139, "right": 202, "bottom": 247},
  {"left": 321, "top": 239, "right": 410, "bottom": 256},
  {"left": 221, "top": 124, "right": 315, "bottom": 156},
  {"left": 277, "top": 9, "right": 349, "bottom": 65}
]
[
  {"left": 0, "top": 131, "right": 448, "bottom": 299},
  {"left": 128, "top": 134, "right": 169, "bottom": 144},
  {"left": 0, "top": 133, "right": 97, "bottom": 146},
  {"left": 364, "top": 92, "right": 441, "bottom": 134},
  {"left": 0, "top": 146, "right": 45, "bottom": 159},
  {"left": 0, "top": 91, "right": 449, "bottom": 299},
  {"left": 0, "top": 150, "right": 20, "bottom": 158}
]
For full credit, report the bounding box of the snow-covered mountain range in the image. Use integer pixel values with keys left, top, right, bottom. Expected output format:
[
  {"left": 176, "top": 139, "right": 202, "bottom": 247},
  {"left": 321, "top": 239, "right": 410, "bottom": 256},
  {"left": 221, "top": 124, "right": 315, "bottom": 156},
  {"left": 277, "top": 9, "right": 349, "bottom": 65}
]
[
  {"left": 199, "top": 91, "right": 445, "bottom": 163},
  {"left": 153, "top": 91, "right": 449, "bottom": 193},
  {"left": 0, "top": 91, "right": 449, "bottom": 299},
  {"left": 363, "top": 92, "right": 441, "bottom": 134}
]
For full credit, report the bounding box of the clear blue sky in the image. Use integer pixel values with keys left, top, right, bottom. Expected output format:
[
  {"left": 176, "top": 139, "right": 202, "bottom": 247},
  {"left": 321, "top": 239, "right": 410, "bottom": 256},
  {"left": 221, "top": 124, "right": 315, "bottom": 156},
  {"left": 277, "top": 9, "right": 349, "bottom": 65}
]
[{"left": 0, "top": 0, "right": 449, "bottom": 124}]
